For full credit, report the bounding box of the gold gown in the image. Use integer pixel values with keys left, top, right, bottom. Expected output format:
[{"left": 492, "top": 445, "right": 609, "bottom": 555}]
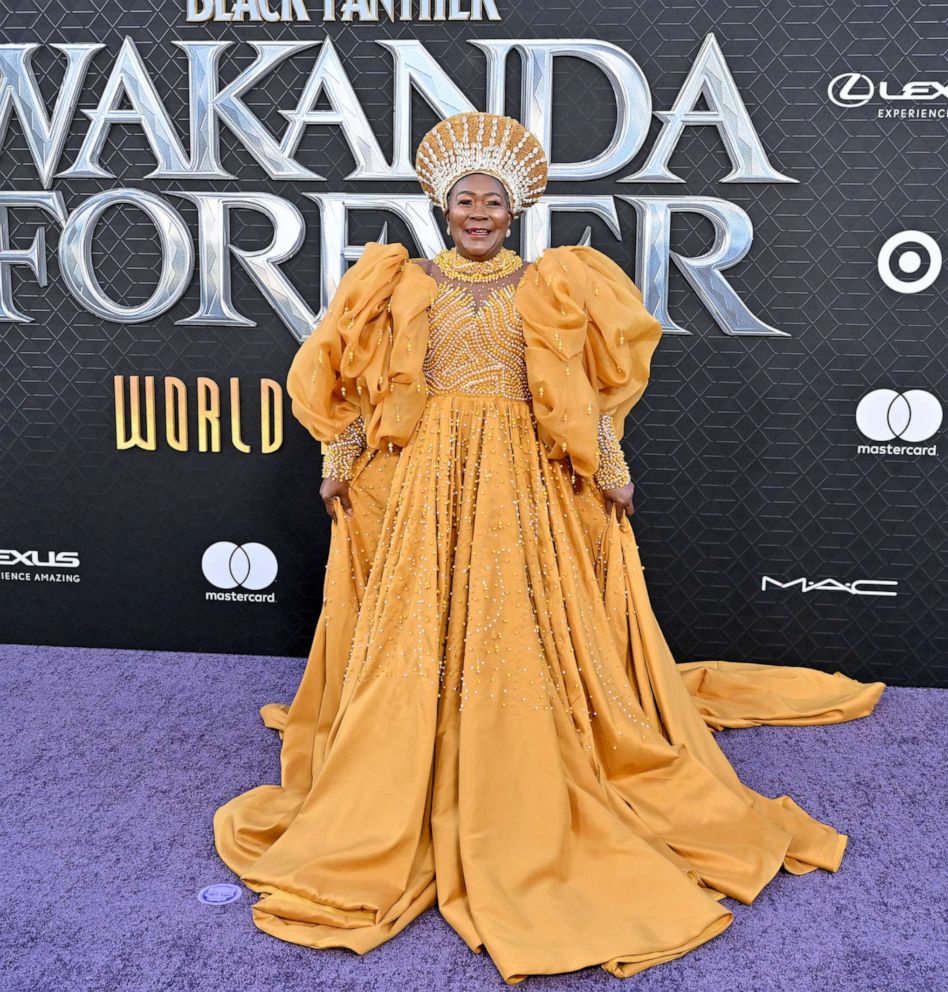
[{"left": 213, "top": 241, "right": 886, "bottom": 984}]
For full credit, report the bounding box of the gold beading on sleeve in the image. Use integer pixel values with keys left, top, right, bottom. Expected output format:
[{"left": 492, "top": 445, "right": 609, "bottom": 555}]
[
  {"left": 594, "top": 414, "right": 631, "bottom": 490},
  {"left": 321, "top": 415, "right": 366, "bottom": 481}
]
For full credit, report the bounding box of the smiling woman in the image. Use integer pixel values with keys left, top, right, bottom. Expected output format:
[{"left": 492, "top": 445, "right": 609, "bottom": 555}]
[
  {"left": 444, "top": 173, "right": 513, "bottom": 260},
  {"left": 213, "top": 111, "right": 886, "bottom": 986}
]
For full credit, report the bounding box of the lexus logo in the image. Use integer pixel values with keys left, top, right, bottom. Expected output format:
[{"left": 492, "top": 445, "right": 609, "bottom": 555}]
[
  {"left": 0, "top": 549, "right": 80, "bottom": 568},
  {"left": 828, "top": 72, "right": 874, "bottom": 107},
  {"left": 828, "top": 72, "right": 948, "bottom": 108},
  {"left": 856, "top": 389, "right": 943, "bottom": 443},
  {"left": 202, "top": 542, "right": 278, "bottom": 590}
]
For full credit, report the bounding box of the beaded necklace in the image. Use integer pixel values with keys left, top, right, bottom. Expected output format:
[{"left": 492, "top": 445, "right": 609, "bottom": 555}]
[{"left": 433, "top": 246, "right": 523, "bottom": 283}]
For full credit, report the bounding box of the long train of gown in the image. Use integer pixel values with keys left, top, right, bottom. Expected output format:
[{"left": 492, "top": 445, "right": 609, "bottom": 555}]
[{"left": 214, "top": 392, "right": 885, "bottom": 984}]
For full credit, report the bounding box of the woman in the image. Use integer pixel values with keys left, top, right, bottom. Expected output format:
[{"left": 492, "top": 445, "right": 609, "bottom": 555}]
[{"left": 214, "top": 112, "right": 885, "bottom": 985}]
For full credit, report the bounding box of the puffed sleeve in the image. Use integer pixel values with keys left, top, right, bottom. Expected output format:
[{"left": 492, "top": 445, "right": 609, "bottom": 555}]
[
  {"left": 570, "top": 245, "right": 663, "bottom": 439},
  {"left": 515, "top": 245, "right": 663, "bottom": 478},
  {"left": 286, "top": 241, "right": 436, "bottom": 455}
]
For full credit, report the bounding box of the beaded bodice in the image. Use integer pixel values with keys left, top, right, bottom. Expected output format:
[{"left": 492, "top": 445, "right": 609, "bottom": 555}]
[
  {"left": 420, "top": 262, "right": 531, "bottom": 402},
  {"left": 319, "top": 250, "right": 633, "bottom": 491}
]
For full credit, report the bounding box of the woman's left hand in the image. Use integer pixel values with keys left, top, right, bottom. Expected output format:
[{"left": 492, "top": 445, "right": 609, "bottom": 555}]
[{"left": 603, "top": 481, "right": 635, "bottom": 521}]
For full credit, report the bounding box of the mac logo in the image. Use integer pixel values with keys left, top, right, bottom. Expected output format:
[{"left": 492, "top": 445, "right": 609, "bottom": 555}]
[{"left": 761, "top": 576, "right": 898, "bottom": 597}]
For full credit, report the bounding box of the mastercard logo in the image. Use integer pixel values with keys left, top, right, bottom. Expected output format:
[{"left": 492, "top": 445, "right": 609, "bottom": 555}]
[
  {"left": 855, "top": 389, "right": 943, "bottom": 443},
  {"left": 201, "top": 541, "right": 278, "bottom": 590}
]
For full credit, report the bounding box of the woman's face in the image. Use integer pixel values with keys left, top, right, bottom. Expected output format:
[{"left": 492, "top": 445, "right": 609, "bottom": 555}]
[{"left": 444, "top": 173, "right": 513, "bottom": 261}]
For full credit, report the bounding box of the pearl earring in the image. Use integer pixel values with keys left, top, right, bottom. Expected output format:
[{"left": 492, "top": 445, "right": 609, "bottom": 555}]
[
  {"left": 446, "top": 225, "right": 450, "bottom": 234},
  {"left": 506, "top": 228, "right": 511, "bottom": 236}
]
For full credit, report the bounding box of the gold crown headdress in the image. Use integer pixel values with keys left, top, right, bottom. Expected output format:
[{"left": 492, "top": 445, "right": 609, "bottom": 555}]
[{"left": 415, "top": 112, "right": 549, "bottom": 217}]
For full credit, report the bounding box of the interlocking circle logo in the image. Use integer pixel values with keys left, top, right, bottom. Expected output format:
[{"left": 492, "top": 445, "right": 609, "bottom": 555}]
[
  {"left": 856, "top": 389, "right": 943, "bottom": 443},
  {"left": 827, "top": 72, "right": 874, "bottom": 107},
  {"left": 201, "top": 541, "right": 278, "bottom": 590},
  {"left": 877, "top": 231, "right": 942, "bottom": 294}
]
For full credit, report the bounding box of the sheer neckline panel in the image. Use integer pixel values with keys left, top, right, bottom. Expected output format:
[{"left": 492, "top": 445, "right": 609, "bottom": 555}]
[{"left": 408, "top": 257, "right": 532, "bottom": 308}]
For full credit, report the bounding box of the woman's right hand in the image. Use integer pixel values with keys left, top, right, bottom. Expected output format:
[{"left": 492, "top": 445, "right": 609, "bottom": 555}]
[{"left": 320, "top": 478, "right": 353, "bottom": 521}]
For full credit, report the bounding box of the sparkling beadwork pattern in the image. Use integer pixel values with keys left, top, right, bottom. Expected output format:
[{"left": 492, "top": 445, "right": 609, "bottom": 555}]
[
  {"left": 323, "top": 253, "right": 654, "bottom": 738},
  {"left": 336, "top": 392, "right": 654, "bottom": 741},
  {"left": 423, "top": 279, "right": 532, "bottom": 402},
  {"left": 415, "top": 112, "right": 549, "bottom": 216},
  {"left": 434, "top": 246, "right": 523, "bottom": 283},
  {"left": 322, "top": 415, "right": 366, "bottom": 481},
  {"left": 594, "top": 414, "right": 632, "bottom": 490}
]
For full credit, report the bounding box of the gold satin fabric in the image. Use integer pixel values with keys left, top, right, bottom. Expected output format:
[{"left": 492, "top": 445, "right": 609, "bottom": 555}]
[{"left": 216, "top": 244, "right": 885, "bottom": 985}]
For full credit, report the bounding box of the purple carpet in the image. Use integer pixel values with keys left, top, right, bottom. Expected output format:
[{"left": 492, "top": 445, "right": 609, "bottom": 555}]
[{"left": 1, "top": 642, "right": 944, "bottom": 992}]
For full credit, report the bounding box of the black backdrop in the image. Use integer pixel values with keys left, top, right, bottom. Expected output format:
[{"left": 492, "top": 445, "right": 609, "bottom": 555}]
[{"left": 1, "top": 0, "right": 944, "bottom": 687}]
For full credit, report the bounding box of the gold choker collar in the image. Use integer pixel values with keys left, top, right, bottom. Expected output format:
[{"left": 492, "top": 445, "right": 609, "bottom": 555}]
[{"left": 434, "top": 246, "right": 523, "bottom": 283}]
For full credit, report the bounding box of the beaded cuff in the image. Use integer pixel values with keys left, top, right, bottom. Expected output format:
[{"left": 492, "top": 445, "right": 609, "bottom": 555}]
[
  {"left": 321, "top": 415, "right": 367, "bottom": 481},
  {"left": 593, "top": 414, "right": 631, "bottom": 490}
]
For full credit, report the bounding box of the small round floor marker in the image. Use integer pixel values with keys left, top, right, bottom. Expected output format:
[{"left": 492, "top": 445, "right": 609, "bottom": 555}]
[{"left": 198, "top": 883, "right": 243, "bottom": 905}]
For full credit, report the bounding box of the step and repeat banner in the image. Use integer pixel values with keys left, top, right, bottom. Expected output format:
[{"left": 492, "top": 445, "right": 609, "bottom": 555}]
[{"left": 0, "top": 1, "right": 943, "bottom": 685}]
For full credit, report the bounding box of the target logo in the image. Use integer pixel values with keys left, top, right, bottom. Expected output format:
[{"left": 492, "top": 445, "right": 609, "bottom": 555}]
[
  {"left": 827, "top": 72, "right": 874, "bottom": 107},
  {"left": 855, "top": 389, "right": 942, "bottom": 455},
  {"left": 202, "top": 541, "right": 278, "bottom": 591},
  {"left": 877, "top": 231, "right": 942, "bottom": 294}
]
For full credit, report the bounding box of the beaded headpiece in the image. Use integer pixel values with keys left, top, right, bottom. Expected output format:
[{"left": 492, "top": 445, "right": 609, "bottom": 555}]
[{"left": 415, "top": 112, "right": 549, "bottom": 217}]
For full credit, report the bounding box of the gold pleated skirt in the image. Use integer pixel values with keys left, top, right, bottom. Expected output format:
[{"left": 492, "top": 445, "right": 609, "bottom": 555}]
[{"left": 214, "top": 392, "right": 885, "bottom": 984}]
